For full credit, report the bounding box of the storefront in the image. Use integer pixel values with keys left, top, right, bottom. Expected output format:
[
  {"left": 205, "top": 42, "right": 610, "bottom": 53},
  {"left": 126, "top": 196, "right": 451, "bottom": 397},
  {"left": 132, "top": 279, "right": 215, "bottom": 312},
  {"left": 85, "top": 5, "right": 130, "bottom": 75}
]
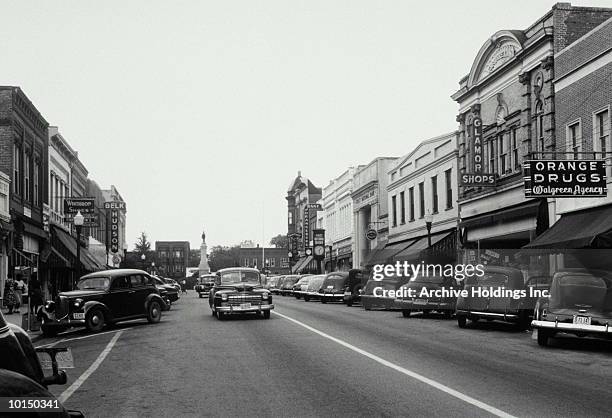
[{"left": 0, "top": 172, "right": 11, "bottom": 304}]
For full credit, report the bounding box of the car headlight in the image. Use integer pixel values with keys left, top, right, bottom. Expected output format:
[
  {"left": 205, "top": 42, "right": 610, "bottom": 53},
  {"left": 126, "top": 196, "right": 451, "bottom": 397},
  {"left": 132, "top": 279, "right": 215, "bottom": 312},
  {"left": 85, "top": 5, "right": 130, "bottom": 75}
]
[
  {"left": 73, "top": 298, "right": 84, "bottom": 309},
  {"left": 221, "top": 294, "right": 228, "bottom": 301},
  {"left": 261, "top": 293, "right": 269, "bottom": 300},
  {"left": 45, "top": 301, "right": 56, "bottom": 312}
]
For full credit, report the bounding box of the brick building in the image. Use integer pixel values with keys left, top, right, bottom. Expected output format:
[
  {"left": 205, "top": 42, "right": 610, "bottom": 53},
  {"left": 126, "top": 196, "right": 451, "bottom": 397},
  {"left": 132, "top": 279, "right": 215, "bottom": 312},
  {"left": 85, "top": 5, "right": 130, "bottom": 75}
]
[
  {"left": 237, "top": 246, "right": 290, "bottom": 274},
  {"left": 452, "top": 4, "right": 612, "bottom": 264},
  {"left": 525, "top": 15, "right": 612, "bottom": 255},
  {"left": 155, "top": 241, "right": 190, "bottom": 279}
]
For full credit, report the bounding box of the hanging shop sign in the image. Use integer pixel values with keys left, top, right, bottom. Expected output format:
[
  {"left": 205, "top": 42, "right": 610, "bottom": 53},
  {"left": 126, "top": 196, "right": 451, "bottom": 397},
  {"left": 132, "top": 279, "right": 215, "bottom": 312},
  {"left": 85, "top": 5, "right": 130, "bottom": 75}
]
[
  {"left": 64, "top": 197, "right": 98, "bottom": 226},
  {"left": 365, "top": 229, "right": 377, "bottom": 240},
  {"left": 460, "top": 116, "right": 497, "bottom": 187},
  {"left": 312, "top": 229, "right": 325, "bottom": 260},
  {"left": 105, "top": 201, "right": 127, "bottom": 253},
  {"left": 523, "top": 160, "right": 607, "bottom": 198}
]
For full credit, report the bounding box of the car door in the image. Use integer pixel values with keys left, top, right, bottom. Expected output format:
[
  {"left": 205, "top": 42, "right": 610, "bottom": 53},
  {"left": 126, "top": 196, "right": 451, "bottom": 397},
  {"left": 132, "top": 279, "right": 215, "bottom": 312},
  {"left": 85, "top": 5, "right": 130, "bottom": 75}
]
[
  {"left": 487, "top": 273, "right": 510, "bottom": 314},
  {"left": 108, "top": 276, "right": 132, "bottom": 318},
  {"left": 128, "top": 274, "right": 150, "bottom": 316}
]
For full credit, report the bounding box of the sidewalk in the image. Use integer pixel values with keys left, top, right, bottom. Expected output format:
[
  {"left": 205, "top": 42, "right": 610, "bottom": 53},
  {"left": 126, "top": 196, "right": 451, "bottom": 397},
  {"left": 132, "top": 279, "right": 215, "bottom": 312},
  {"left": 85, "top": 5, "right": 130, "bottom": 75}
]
[{"left": 3, "top": 310, "right": 42, "bottom": 339}]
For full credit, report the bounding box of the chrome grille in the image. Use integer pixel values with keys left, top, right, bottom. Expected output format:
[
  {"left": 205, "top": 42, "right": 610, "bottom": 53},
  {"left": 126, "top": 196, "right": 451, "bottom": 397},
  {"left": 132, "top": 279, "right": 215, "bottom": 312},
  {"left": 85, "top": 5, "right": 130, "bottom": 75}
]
[
  {"left": 56, "top": 296, "right": 70, "bottom": 317},
  {"left": 227, "top": 295, "right": 262, "bottom": 306}
]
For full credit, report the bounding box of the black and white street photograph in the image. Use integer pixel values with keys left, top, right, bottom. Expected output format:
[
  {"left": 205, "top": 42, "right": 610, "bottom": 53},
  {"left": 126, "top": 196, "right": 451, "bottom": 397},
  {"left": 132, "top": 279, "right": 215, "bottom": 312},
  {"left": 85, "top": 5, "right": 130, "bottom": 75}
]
[{"left": 1, "top": 1, "right": 612, "bottom": 417}]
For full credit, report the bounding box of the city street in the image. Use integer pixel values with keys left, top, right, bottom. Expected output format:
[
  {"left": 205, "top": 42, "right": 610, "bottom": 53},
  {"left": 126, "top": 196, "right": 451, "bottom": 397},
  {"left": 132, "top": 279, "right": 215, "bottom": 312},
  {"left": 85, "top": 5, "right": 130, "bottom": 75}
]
[{"left": 37, "top": 294, "right": 612, "bottom": 418}]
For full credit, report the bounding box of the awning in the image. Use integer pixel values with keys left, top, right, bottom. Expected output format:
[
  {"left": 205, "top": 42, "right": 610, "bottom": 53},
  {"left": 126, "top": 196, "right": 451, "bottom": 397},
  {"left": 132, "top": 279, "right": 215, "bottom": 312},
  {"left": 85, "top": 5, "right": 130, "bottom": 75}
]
[
  {"left": 393, "top": 231, "right": 453, "bottom": 262},
  {"left": 52, "top": 226, "right": 104, "bottom": 271},
  {"left": 23, "top": 222, "right": 48, "bottom": 240},
  {"left": 524, "top": 204, "right": 612, "bottom": 249},
  {"left": 292, "top": 256, "right": 313, "bottom": 273},
  {"left": 460, "top": 200, "right": 541, "bottom": 230},
  {"left": 363, "top": 238, "right": 388, "bottom": 267}
]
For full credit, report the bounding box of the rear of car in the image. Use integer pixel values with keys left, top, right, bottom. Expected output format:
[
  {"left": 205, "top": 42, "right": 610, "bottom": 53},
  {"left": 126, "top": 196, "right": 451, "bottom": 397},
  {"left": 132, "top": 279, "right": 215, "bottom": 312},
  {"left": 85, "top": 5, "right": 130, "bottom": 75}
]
[
  {"left": 280, "top": 275, "right": 300, "bottom": 296},
  {"left": 361, "top": 274, "right": 410, "bottom": 311},
  {"left": 271, "top": 276, "right": 286, "bottom": 295},
  {"left": 343, "top": 269, "right": 368, "bottom": 307},
  {"left": 293, "top": 275, "right": 311, "bottom": 299},
  {"left": 303, "top": 275, "right": 326, "bottom": 302},
  {"left": 319, "top": 272, "right": 348, "bottom": 303},
  {"left": 395, "top": 275, "right": 457, "bottom": 318}
]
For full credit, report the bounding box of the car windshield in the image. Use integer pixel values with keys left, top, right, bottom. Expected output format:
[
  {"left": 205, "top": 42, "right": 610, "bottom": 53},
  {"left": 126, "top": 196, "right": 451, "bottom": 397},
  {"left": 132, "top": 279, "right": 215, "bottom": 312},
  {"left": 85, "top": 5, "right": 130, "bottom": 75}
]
[
  {"left": 77, "top": 277, "right": 110, "bottom": 290},
  {"left": 549, "top": 274, "right": 611, "bottom": 310},
  {"left": 296, "top": 277, "right": 311, "bottom": 285},
  {"left": 220, "top": 271, "right": 261, "bottom": 284},
  {"left": 307, "top": 277, "right": 326, "bottom": 290}
]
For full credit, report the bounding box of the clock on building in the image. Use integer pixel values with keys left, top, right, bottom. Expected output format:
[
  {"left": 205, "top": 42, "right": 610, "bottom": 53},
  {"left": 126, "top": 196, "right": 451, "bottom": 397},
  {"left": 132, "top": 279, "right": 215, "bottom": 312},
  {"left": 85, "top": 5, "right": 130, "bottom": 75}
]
[{"left": 314, "top": 246, "right": 324, "bottom": 257}]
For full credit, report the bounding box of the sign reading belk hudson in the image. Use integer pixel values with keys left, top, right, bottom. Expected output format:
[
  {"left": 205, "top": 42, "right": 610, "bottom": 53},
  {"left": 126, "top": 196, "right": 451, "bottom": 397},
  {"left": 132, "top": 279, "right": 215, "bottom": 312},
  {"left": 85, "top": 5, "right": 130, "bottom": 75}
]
[{"left": 523, "top": 160, "right": 607, "bottom": 198}]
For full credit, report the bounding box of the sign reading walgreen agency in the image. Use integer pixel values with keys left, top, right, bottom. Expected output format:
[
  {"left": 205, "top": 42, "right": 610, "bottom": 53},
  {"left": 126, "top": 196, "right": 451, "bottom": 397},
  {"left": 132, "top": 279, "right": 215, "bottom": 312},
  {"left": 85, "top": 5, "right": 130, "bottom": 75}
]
[
  {"left": 460, "top": 116, "right": 497, "bottom": 187},
  {"left": 523, "top": 160, "right": 607, "bottom": 198}
]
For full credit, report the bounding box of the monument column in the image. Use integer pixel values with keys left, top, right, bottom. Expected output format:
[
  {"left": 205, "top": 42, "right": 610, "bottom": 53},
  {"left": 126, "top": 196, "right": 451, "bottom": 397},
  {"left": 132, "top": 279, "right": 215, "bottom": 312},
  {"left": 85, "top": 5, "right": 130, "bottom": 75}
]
[{"left": 198, "top": 230, "right": 211, "bottom": 275}]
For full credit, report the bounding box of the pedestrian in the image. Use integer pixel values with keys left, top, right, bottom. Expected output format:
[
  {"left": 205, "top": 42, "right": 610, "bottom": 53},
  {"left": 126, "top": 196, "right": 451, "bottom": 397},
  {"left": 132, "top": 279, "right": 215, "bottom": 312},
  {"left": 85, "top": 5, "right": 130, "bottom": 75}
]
[
  {"left": 3, "top": 279, "right": 18, "bottom": 314},
  {"left": 181, "top": 279, "right": 187, "bottom": 293},
  {"left": 13, "top": 274, "right": 26, "bottom": 314},
  {"left": 29, "top": 274, "right": 43, "bottom": 314}
]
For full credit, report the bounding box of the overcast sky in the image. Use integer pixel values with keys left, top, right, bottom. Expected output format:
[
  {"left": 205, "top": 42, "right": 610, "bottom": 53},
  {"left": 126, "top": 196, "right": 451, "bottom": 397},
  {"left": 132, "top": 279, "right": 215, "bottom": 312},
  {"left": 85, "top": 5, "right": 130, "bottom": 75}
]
[{"left": 2, "top": 0, "right": 610, "bottom": 249}]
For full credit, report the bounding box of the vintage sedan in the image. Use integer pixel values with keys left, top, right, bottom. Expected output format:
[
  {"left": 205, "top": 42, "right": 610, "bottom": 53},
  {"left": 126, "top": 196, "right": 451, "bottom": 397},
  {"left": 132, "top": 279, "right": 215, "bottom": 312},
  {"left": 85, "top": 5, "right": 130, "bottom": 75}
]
[
  {"left": 270, "top": 275, "right": 286, "bottom": 295},
  {"left": 395, "top": 274, "right": 457, "bottom": 318},
  {"left": 302, "top": 275, "right": 326, "bottom": 302},
  {"left": 456, "top": 266, "right": 548, "bottom": 330},
  {"left": 319, "top": 272, "right": 350, "bottom": 303},
  {"left": 532, "top": 269, "right": 612, "bottom": 347},
  {"left": 279, "top": 275, "right": 301, "bottom": 296},
  {"left": 292, "top": 275, "right": 312, "bottom": 299},
  {"left": 209, "top": 268, "right": 274, "bottom": 320},
  {"left": 342, "top": 269, "right": 368, "bottom": 307},
  {"left": 38, "top": 269, "right": 164, "bottom": 336},
  {"left": 361, "top": 273, "right": 411, "bottom": 311},
  {"left": 195, "top": 274, "right": 217, "bottom": 298}
]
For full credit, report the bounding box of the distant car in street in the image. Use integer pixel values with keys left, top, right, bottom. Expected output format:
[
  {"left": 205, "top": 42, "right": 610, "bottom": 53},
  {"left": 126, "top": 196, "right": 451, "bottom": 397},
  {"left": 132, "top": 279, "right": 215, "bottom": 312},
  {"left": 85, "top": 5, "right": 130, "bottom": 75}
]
[
  {"left": 279, "top": 275, "right": 300, "bottom": 296},
  {"left": 38, "top": 269, "right": 164, "bottom": 336},
  {"left": 395, "top": 274, "right": 458, "bottom": 318},
  {"left": 270, "top": 276, "right": 286, "bottom": 295},
  {"left": 153, "top": 276, "right": 180, "bottom": 308},
  {"left": 455, "top": 266, "right": 549, "bottom": 330},
  {"left": 360, "top": 273, "right": 410, "bottom": 311},
  {"left": 163, "top": 278, "right": 182, "bottom": 295},
  {"left": 319, "top": 272, "right": 350, "bottom": 304},
  {"left": 292, "top": 275, "right": 312, "bottom": 299},
  {"left": 195, "top": 274, "right": 217, "bottom": 298},
  {"left": 342, "top": 269, "right": 368, "bottom": 307},
  {"left": 303, "top": 275, "right": 326, "bottom": 302},
  {"left": 532, "top": 269, "right": 612, "bottom": 347},
  {"left": 209, "top": 267, "right": 274, "bottom": 320}
]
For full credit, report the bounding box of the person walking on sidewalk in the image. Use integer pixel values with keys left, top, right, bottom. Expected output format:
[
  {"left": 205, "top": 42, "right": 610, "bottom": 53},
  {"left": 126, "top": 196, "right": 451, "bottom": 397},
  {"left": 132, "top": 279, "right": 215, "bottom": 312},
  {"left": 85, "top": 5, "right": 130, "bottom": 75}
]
[
  {"left": 3, "top": 279, "right": 17, "bottom": 314},
  {"left": 181, "top": 279, "right": 187, "bottom": 293},
  {"left": 13, "top": 274, "right": 26, "bottom": 314}
]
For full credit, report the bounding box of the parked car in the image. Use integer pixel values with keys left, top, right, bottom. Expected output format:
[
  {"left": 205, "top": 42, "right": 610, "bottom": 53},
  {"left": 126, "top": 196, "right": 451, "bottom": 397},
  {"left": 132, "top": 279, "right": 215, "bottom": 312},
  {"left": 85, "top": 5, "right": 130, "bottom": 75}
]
[
  {"left": 395, "top": 274, "right": 458, "bottom": 318},
  {"left": 280, "top": 275, "right": 301, "bottom": 296},
  {"left": 153, "top": 276, "right": 180, "bottom": 306},
  {"left": 209, "top": 267, "right": 274, "bottom": 320},
  {"left": 303, "top": 275, "right": 326, "bottom": 302},
  {"left": 361, "top": 272, "right": 411, "bottom": 311},
  {"left": 532, "top": 269, "right": 612, "bottom": 347},
  {"left": 455, "top": 266, "right": 549, "bottom": 330},
  {"left": 38, "top": 269, "right": 164, "bottom": 336},
  {"left": 342, "top": 269, "right": 368, "bottom": 306},
  {"left": 293, "top": 275, "right": 312, "bottom": 299},
  {"left": 320, "top": 272, "right": 350, "bottom": 303},
  {"left": 163, "top": 278, "right": 182, "bottom": 295},
  {"left": 195, "top": 274, "right": 217, "bottom": 298},
  {"left": 270, "top": 275, "right": 286, "bottom": 295}
]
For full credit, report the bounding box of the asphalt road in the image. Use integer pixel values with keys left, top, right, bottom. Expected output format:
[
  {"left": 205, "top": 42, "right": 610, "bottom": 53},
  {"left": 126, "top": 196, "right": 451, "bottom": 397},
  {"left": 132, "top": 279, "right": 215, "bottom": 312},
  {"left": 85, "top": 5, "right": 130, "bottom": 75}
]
[{"left": 36, "top": 293, "right": 612, "bottom": 418}]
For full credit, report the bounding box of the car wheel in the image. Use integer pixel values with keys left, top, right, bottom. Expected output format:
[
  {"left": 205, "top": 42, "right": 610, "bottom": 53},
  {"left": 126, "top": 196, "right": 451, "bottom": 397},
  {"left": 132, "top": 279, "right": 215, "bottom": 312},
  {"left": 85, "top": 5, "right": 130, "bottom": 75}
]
[
  {"left": 346, "top": 300, "right": 353, "bottom": 307},
  {"left": 263, "top": 310, "right": 271, "bottom": 319},
  {"left": 147, "top": 300, "right": 162, "bottom": 324},
  {"left": 537, "top": 329, "right": 550, "bottom": 347},
  {"left": 457, "top": 315, "right": 467, "bottom": 328},
  {"left": 304, "top": 295, "right": 310, "bottom": 302},
  {"left": 217, "top": 311, "right": 225, "bottom": 320},
  {"left": 85, "top": 308, "right": 106, "bottom": 332},
  {"left": 41, "top": 323, "right": 58, "bottom": 338},
  {"left": 402, "top": 310, "right": 411, "bottom": 318}
]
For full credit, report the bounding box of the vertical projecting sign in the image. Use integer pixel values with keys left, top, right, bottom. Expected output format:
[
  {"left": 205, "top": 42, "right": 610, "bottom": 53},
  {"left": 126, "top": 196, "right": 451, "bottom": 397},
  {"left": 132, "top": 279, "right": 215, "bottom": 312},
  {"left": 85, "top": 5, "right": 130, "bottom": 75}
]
[
  {"left": 104, "top": 201, "right": 126, "bottom": 253},
  {"left": 460, "top": 116, "right": 496, "bottom": 187}
]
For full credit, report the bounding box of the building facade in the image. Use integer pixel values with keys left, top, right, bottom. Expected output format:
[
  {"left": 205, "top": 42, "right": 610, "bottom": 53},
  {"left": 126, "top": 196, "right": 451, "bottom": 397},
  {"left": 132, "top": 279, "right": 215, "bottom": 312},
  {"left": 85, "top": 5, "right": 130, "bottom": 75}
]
[
  {"left": 0, "top": 171, "right": 11, "bottom": 302},
  {"left": 383, "top": 132, "right": 458, "bottom": 265},
  {"left": 452, "top": 4, "right": 612, "bottom": 262},
  {"left": 237, "top": 246, "right": 291, "bottom": 274},
  {"left": 155, "top": 241, "right": 190, "bottom": 279},
  {"left": 524, "top": 15, "right": 612, "bottom": 262},
  {"left": 352, "top": 157, "right": 398, "bottom": 269},
  {"left": 0, "top": 86, "right": 50, "bottom": 298},
  {"left": 321, "top": 167, "right": 361, "bottom": 271}
]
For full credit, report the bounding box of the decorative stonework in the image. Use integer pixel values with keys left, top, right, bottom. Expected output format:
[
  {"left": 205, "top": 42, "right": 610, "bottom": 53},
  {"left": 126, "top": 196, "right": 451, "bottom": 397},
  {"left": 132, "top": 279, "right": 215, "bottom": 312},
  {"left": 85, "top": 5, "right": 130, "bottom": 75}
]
[
  {"left": 541, "top": 56, "right": 554, "bottom": 70},
  {"left": 479, "top": 42, "right": 517, "bottom": 80},
  {"left": 198, "top": 229, "right": 211, "bottom": 275}
]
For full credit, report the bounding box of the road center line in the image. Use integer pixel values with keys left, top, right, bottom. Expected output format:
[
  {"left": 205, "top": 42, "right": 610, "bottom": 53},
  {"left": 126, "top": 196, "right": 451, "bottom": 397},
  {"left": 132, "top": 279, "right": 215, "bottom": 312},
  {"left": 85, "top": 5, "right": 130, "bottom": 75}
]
[
  {"left": 273, "top": 311, "right": 515, "bottom": 418},
  {"left": 58, "top": 330, "right": 124, "bottom": 405}
]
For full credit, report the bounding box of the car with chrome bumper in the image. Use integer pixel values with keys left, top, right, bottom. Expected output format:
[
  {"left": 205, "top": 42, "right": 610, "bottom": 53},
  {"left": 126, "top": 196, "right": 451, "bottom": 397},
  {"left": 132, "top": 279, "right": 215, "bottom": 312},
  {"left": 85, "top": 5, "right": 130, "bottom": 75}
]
[
  {"left": 532, "top": 269, "right": 612, "bottom": 347},
  {"left": 342, "top": 269, "right": 368, "bottom": 307},
  {"left": 209, "top": 267, "right": 274, "bottom": 320},
  {"left": 396, "top": 274, "right": 458, "bottom": 318},
  {"left": 195, "top": 274, "right": 216, "bottom": 298},
  {"left": 38, "top": 269, "right": 164, "bottom": 336},
  {"left": 319, "top": 272, "right": 350, "bottom": 303},
  {"left": 361, "top": 273, "right": 411, "bottom": 311},
  {"left": 292, "top": 275, "right": 312, "bottom": 299},
  {"left": 279, "top": 275, "right": 300, "bottom": 296},
  {"left": 302, "top": 275, "right": 326, "bottom": 302}
]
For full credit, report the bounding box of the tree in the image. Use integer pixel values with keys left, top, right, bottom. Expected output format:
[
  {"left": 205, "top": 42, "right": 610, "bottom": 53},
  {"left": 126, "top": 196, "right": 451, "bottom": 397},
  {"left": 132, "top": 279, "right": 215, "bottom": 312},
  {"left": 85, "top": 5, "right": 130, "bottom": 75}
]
[
  {"left": 208, "top": 245, "right": 241, "bottom": 271},
  {"left": 189, "top": 249, "right": 201, "bottom": 267},
  {"left": 270, "top": 234, "right": 289, "bottom": 249},
  {"left": 134, "top": 232, "right": 152, "bottom": 255}
]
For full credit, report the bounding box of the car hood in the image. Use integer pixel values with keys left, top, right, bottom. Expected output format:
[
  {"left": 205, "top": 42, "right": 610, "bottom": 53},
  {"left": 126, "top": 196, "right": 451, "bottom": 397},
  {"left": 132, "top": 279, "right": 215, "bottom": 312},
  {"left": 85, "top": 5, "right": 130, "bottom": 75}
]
[
  {"left": 217, "top": 283, "right": 263, "bottom": 293},
  {"left": 58, "top": 290, "right": 106, "bottom": 298}
]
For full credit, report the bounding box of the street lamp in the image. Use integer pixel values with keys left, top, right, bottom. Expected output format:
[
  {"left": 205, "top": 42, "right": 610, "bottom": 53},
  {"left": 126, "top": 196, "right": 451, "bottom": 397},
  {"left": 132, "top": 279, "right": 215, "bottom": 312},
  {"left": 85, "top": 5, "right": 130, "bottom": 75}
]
[
  {"left": 424, "top": 211, "right": 433, "bottom": 247},
  {"left": 141, "top": 253, "right": 146, "bottom": 271},
  {"left": 73, "top": 210, "right": 85, "bottom": 289},
  {"left": 151, "top": 261, "right": 155, "bottom": 275}
]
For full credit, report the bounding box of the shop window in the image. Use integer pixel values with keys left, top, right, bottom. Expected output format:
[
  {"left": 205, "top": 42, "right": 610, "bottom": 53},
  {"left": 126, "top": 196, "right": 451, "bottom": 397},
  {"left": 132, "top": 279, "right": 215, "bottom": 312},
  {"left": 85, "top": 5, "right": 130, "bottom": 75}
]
[
  {"left": 488, "top": 139, "right": 496, "bottom": 173},
  {"left": 408, "top": 187, "right": 415, "bottom": 221},
  {"left": 418, "top": 182, "right": 425, "bottom": 219},
  {"left": 431, "top": 176, "right": 438, "bottom": 214},
  {"left": 269, "top": 258, "right": 276, "bottom": 267},
  {"left": 399, "top": 191, "right": 405, "bottom": 224},
  {"left": 391, "top": 195, "right": 397, "bottom": 227},
  {"left": 511, "top": 127, "right": 520, "bottom": 171},
  {"left": 445, "top": 169, "right": 453, "bottom": 209},
  {"left": 498, "top": 134, "right": 508, "bottom": 174},
  {"left": 567, "top": 121, "right": 582, "bottom": 160}
]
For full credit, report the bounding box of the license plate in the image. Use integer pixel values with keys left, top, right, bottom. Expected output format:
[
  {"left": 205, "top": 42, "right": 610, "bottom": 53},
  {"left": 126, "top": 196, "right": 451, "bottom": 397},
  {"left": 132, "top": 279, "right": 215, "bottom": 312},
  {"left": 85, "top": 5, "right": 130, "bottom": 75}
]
[
  {"left": 413, "top": 299, "right": 427, "bottom": 305},
  {"left": 37, "top": 348, "right": 74, "bottom": 369},
  {"left": 573, "top": 315, "right": 591, "bottom": 326},
  {"left": 239, "top": 303, "right": 251, "bottom": 309},
  {"left": 327, "top": 285, "right": 333, "bottom": 289},
  {"left": 72, "top": 312, "right": 85, "bottom": 320},
  {"left": 344, "top": 291, "right": 351, "bottom": 296}
]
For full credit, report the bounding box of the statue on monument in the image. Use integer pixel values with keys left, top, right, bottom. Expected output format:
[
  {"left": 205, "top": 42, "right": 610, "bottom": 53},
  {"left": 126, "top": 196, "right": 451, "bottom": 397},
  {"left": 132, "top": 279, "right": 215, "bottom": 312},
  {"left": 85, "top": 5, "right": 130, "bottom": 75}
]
[{"left": 198, "top": 229, "right": 211, "bottom": 275}]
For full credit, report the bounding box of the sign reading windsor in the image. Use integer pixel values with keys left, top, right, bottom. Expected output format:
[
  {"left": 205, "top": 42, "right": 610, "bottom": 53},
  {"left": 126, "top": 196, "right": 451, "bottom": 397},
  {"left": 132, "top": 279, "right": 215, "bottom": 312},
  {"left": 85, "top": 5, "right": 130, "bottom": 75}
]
[
  {"left": 523, "top": 160, "right": 607, "bottom": 198},
  {"left": 460, "top": 116, "right": 496, "bottom": 187}
]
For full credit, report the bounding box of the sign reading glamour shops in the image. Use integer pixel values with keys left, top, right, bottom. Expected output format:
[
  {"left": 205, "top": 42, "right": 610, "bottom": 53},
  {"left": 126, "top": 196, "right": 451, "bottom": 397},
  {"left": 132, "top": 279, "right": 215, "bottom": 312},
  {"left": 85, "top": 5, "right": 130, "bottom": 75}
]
[
  {"left": 460, "top": 116, "right": 497, "bottom": 187},
  {"left": 523, "top": 160, "right": 607, "bottom": 198}
]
